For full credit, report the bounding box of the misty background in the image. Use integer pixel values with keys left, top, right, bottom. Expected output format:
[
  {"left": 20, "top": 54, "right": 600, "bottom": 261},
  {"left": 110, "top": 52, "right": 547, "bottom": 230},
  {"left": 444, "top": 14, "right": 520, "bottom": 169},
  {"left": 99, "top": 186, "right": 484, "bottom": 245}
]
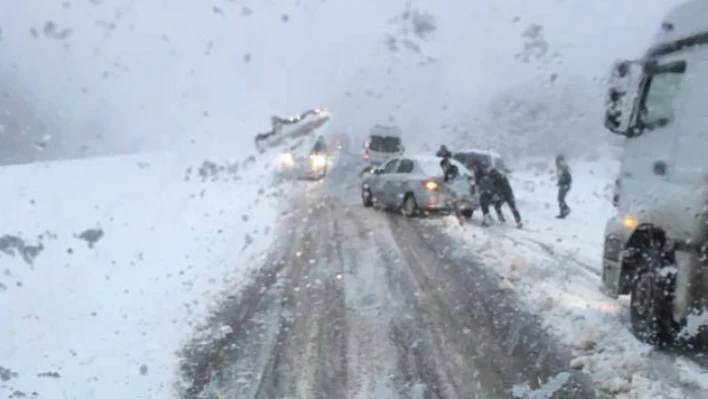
[{"left": 0, "top": 0, "right": 684, "bottom": 165}]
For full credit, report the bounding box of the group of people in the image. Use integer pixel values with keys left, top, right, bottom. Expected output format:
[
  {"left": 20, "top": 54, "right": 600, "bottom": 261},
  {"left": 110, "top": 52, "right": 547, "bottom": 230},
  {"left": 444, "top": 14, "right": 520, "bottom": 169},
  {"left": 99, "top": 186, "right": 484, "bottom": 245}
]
[{"left": 436, "top": 144, "right": 573, "bottom": 228}]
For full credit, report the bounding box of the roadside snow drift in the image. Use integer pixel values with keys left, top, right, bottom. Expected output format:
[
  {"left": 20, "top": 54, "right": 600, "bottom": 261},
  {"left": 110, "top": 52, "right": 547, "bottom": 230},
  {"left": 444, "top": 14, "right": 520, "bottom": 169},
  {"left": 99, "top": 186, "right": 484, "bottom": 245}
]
[
  {"left": 0, "top": 149, "right": 290, "bottom": 398},
  {"left": 432, "top": 157, "right": 708, "bottom": 398}
]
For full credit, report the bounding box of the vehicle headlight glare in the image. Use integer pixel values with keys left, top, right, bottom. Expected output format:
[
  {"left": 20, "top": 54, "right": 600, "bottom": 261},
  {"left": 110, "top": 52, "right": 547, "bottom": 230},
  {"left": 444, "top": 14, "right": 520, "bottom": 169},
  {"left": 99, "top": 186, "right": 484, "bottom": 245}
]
[
  {"left": 278, "top": 153, "right": 294, "bottom": 167},
  {"left": 311, "top": 154, "right": 327, "bottom": 168}
]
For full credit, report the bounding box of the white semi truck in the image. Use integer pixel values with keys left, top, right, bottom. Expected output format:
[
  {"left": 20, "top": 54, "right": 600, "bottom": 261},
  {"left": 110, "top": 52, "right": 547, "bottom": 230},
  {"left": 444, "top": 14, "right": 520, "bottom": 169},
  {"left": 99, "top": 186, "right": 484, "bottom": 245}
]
[{"left": 601, "top": 0, "right": 708, "bottom": 347}]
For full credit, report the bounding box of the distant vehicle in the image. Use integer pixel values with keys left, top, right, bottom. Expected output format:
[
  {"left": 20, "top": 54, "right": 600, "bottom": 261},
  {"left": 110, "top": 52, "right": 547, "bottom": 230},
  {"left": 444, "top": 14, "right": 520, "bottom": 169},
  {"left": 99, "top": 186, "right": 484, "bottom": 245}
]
[
  {"left": 452, "top": 149, "right": 510, "bottom": 174},
  {"left": 361, "top": 124, "right": 405, "bottom": 170},
  {"left": 276, "top": 135, "right": 329, "bottom": 181},
  {"left": 600, "top": 0, "right": 708, "bottom": 347},
  {"left": 361, "top": 155, "right": 478, "bottom": 219},
  {"left": 255, "top": 108, "right": 331, "bottom": 152}
]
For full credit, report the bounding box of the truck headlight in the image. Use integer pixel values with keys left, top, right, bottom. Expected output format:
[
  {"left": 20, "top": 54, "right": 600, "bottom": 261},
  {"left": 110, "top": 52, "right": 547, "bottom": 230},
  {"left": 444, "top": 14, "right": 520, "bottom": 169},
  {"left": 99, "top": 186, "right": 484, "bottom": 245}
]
[
  {"left": 278, "top": 153, "right": 294, "bottom": 167},
  {"left": 310, "top": 154, "right": 327, "bottom": 168}
]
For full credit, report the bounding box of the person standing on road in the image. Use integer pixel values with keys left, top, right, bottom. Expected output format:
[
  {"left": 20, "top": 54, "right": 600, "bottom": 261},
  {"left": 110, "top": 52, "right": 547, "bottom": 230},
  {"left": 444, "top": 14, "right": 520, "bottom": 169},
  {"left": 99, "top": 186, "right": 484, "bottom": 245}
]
[
  {"left": 555, "top": 154, "right": 572, "bottom": 219},
  {"left": 489, "top": 168, "right": 523, "bottom": 228}
]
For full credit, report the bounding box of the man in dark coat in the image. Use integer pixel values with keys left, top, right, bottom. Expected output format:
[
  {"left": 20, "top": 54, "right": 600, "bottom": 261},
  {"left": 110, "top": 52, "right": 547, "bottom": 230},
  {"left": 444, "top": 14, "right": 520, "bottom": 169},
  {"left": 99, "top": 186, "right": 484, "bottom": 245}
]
[
  {"left": 469, "top": 162, "right": 496, "bottom": 226},
  {"left": 488, "top": 168, "right": 523, "bottom": 228},
  {"left": 555, "top": 154, "right": 572, "bottom": 218},
  {"left": 440, "top": 157, "right": 466, "bottom": 225},
  {"left": 440, "top": 157, "right": 459, "bottom": 183}
]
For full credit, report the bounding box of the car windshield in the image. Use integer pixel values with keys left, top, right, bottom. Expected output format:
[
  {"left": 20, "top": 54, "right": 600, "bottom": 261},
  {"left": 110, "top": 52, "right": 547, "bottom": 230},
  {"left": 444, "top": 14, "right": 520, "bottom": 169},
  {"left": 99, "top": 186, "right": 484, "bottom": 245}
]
[
  {"left": 369, "top": 135, "right": 401, "bottom": 152},
  {"left": 4, "top": 3, "right": 702, "bottom": 399}
]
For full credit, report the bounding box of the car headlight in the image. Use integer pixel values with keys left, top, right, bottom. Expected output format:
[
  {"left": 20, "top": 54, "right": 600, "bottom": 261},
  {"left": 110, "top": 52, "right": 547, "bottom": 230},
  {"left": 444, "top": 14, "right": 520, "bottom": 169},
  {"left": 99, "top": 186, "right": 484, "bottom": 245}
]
[
  {"left": 310, "top": 154, "right": 327, "bottom": 168},
  {"left": 278, "top": 153, "right": 294, "bottom": 167}
]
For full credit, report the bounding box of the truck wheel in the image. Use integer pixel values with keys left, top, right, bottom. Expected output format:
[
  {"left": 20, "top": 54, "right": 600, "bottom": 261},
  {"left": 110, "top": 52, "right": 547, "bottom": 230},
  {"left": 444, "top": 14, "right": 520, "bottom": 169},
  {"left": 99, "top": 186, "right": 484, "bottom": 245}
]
[
  {"left": 629, "top": 245, "right": 679, "bottom": 347},
  {"left": 402, "top": 194, "right": 418, "bottom": 217},
  {"left": 362, "top": 188, "right": 373, "bottom": 207}
]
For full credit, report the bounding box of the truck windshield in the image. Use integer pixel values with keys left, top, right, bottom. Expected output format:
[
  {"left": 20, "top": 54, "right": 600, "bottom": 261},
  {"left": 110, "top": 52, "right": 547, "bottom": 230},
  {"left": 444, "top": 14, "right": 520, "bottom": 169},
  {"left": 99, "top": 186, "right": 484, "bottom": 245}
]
[
  {"left": 637, "top": 70, "right": 685, "bottom": 130},
  {"left": 369, "top": 136, "right": 401, "bottom": 152}
]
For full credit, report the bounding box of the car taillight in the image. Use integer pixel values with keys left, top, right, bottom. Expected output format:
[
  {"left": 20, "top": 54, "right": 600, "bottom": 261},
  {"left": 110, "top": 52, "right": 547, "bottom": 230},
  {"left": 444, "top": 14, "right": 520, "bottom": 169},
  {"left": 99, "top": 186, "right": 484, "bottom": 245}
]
[{"left": 422, "top": 179, "right": 439, "bottom": 191}]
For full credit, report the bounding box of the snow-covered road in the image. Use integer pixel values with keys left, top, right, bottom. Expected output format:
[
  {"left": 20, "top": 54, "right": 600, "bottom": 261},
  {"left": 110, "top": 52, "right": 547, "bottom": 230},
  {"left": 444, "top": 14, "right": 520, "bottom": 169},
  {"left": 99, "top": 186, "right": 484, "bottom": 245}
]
[
  {"left": 3, "top": 149, "right": 707, "bottom": 399},
  {"left": 177, "top": 161, "right": 596, "bottom": 398}
]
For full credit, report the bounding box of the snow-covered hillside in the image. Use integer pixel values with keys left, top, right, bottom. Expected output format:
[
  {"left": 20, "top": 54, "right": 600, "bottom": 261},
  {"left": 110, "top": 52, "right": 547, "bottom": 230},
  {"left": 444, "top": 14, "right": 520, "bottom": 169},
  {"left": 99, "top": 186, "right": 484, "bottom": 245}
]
[
  {"left": 0, "top": 147, "right": 292, "bottom": 398},
  {"left": 434, "top": 157, "right": 708, "bottom": 398}
]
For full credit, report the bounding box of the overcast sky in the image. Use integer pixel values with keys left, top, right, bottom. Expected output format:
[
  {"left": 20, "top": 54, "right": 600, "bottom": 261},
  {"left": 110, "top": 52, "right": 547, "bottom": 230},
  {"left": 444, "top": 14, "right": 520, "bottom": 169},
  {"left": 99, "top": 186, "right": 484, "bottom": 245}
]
[{"left": 0, "top": 0, "right": 685, "bottom": 157}]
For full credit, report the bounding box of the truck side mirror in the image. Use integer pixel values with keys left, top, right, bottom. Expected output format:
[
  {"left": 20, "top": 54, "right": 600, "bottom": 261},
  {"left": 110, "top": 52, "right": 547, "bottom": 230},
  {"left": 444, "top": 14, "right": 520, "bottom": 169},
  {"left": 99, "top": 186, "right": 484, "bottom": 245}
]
[{"left": 604, "top": 60, "right": 642, "bottom": 135}]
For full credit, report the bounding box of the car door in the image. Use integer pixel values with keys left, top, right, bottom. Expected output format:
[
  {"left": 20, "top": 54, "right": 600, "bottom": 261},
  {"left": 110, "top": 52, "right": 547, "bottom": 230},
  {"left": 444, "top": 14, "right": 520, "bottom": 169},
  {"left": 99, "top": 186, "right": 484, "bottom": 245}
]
[
  {"left": 372, "top": 158, "right": 400, "bottom": 205},
  {"left": 391, "top": 158, "right": 416, "bottom": 205}
]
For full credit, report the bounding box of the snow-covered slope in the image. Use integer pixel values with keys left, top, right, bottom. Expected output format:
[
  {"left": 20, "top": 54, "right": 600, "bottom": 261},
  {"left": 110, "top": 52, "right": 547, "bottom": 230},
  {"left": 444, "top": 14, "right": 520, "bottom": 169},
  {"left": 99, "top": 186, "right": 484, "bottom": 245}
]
[
  {"left": 0, "top": 147, "right": 292, "bottom": 398},
  {"left": 433, "top": 157, "right": 708, "bottom": 398}
]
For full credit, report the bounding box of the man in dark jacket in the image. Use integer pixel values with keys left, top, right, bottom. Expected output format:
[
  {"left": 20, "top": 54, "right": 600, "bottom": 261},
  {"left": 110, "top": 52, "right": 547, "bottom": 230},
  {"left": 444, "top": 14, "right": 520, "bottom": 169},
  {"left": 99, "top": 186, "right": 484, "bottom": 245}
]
[
  {"left": 436, "top": 144, "right": 452, "bottom": 160},
  {"left": 556, "top": 154, "right": 572, "bottom": 218},
  {"left": 489, "top": 168, "right": 523, "bottom": 228},
  {"left": 470, "top": 162, "right": 496, "bottom": 226},
  {"left": 440, "top": 157, "right": 460, "bottom": 182},
  {"left": 440, "top": 158, "right": 466, "bottom": 225}
]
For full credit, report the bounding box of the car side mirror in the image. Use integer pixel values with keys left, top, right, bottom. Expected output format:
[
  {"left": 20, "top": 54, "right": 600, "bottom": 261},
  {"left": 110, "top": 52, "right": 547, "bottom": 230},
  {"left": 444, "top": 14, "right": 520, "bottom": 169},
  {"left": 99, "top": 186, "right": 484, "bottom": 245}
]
[{"left": 604, "top": 60, "right": 642, "bottom": 135}]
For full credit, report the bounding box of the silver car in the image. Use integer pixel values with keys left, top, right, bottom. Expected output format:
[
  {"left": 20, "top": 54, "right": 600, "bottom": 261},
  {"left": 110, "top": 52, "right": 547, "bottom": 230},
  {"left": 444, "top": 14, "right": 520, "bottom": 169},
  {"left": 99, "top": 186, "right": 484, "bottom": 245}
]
[{"left": 361, "top": 155, "right": 479, "bottom": 217}]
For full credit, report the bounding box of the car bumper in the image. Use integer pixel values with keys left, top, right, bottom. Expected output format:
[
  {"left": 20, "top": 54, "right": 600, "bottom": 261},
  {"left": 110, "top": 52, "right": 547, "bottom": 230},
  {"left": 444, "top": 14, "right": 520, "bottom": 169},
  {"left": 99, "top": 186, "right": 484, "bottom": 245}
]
[{"left": 417, "top": 192, "right": 478, "bottom": 212}]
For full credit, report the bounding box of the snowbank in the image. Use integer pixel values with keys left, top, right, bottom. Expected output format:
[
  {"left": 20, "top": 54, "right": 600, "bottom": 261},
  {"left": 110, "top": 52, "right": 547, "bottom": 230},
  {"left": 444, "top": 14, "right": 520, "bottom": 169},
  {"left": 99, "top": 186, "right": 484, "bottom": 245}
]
[
  {"left": 433, "top": 158, "right": 708, "bottom": 398},
  {"left": 0, "top": 148, "right": 290, "bottom": 398}
]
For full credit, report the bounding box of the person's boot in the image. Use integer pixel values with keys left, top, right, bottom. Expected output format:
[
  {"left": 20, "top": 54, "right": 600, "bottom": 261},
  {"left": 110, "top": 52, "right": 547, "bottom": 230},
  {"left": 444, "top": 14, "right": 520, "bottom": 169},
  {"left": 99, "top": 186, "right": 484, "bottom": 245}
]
[
  {"left": 482, "top": 213, "right": 492, "bottom": 227},
  {"left": 556, "top": 206, "right": 571, "bottom": 219},
  {"left": 515, "top": 218, "right": 523, "bottom": 228}
]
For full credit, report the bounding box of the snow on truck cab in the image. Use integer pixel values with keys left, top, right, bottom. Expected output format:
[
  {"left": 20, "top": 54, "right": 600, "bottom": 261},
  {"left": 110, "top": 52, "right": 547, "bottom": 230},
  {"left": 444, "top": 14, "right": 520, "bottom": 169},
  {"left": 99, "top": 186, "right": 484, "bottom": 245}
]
[
  {"left": 601, "top": 0, "right": 708, "bottom": 346},
  {"left": 362, "top": 124, "right": 405, "bottom": 166}
]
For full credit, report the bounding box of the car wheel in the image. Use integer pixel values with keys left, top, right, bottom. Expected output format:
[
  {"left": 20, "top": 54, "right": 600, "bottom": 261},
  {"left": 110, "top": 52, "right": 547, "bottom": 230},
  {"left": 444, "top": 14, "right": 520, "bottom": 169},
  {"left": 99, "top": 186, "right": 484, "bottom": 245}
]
[
  {"left": 461, "top": 208, "right": 474, "bottom": 219},
  {"left": 362, "top": 188, "right": 373, "bottom": 207},
  {"left": 402, "top": 193, "right": 418, "bottom": 217},
  {"left": 629, "top": 244, "right": 679, "bottom": 347}
]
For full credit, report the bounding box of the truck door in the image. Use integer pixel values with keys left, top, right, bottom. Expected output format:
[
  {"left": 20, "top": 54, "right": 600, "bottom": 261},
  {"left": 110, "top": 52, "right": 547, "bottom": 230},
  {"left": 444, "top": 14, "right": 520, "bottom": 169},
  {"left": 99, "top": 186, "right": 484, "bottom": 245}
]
[
  {"left": 618, "top": 55, "right": 685, "bottom": 221},
  {"left": 665, "top": 51, "right": 708, "bottom": 238}
]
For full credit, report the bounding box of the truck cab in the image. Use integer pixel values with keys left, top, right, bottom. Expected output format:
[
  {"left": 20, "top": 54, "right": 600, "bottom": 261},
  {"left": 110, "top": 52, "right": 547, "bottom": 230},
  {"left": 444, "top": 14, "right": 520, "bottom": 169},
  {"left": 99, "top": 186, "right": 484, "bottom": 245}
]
[{"left": 601, "top": 0, "right": 708, "bottom": 346}]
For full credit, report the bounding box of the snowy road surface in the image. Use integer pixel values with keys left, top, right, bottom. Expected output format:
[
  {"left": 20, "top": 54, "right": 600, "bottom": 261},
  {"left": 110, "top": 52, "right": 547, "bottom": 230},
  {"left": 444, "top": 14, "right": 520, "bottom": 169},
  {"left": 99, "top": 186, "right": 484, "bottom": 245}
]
[{"left": 178, "top": 157, "right": 597, "bottom": 398}]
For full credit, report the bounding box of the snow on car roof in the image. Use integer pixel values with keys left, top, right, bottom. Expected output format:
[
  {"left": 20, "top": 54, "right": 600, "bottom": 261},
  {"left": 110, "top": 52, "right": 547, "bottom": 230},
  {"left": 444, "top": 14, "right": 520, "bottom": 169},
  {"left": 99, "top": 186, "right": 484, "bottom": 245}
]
[{"left": 410, "top": 155, "right": 471, "bottom": 177}]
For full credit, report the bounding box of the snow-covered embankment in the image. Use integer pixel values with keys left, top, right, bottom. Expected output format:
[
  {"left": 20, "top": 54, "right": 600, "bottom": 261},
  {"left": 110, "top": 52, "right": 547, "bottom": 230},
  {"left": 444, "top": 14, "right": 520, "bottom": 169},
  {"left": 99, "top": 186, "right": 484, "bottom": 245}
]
[{"left": 0, "top": 148, "right": 289, "bottom": 398}]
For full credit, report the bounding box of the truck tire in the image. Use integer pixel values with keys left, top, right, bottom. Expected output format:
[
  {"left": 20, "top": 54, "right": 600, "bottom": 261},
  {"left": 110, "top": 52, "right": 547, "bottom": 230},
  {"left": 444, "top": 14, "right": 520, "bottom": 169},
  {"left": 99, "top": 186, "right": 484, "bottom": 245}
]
[{"left": 629, "top": 244, "right": 679, "bottom": 347}]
